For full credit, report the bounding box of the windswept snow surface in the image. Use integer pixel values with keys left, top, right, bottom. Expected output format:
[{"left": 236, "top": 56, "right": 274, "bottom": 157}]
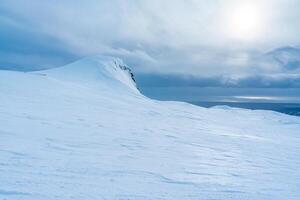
[{"left": 0, "top": 56, "right": 300, "bottom": 200}]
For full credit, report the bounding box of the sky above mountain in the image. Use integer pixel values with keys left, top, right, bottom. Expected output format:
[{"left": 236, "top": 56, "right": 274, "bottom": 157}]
[{"left": 1, "top": 0, "right": 300, "bottom": 88}]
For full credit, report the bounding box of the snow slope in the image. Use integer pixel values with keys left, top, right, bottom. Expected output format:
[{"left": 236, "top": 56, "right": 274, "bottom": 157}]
[{"left": 0, "top": 56, "right": 300, "bottom": 200}]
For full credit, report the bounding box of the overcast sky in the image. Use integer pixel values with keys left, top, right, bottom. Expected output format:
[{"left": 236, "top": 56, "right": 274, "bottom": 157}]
[{"left": 1, "top": 0, "right": 300, "bottom": 88}]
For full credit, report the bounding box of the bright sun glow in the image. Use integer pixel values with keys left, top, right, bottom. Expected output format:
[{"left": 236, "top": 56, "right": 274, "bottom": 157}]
[{"left": 226, "top": 3, "right": 264, "bottom": 40}]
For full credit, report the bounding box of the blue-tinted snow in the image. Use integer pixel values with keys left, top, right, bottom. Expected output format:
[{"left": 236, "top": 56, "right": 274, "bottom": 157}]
[{"left": 0, "top": 56, "right": 299, "bottom": 200}]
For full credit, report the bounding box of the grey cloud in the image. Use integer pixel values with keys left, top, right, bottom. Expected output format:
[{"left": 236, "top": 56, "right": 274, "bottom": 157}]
[
  {"left": 136, "top": 73, "right": 300, "bottom": 88},
  {"left": 0, "top": 0, "right": 300, "bottom": 87}
]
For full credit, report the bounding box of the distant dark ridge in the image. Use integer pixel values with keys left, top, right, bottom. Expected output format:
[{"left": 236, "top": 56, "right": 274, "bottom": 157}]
[{"left": 0, "top": 65, "right": 51, "bottom": 72}]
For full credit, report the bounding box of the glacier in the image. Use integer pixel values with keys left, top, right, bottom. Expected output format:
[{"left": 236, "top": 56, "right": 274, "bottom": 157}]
[{"left": 0, "top": 56, "right": 300, "bottom": 200}]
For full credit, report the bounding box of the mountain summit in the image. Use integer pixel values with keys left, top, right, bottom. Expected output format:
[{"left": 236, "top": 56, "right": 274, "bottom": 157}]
[{"left": 37, "top": 55, "right": 139, "bottom": 93}]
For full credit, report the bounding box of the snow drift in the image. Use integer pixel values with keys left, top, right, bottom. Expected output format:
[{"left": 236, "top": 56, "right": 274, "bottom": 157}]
[{"left": 0, "top": 56, "right": 300, "bottom": 200}]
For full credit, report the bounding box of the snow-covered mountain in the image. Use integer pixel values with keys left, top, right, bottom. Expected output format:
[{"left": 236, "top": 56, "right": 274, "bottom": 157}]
[
  {"left": 0, "top": 56, "right": 300, "bottom": 200},
  {"left": 263, "top": 46, "right": 300, "bottom": 71}
]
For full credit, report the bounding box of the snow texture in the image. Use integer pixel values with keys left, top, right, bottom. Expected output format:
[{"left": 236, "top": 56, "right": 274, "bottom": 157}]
[{"left": 0, "top": 56, "right": 300, "bottom": 200}]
